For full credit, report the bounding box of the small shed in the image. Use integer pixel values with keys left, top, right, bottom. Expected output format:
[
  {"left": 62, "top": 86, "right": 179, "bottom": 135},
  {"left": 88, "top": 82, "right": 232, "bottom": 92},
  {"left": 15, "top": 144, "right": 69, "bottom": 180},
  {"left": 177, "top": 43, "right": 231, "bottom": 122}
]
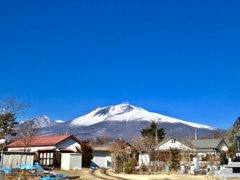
[
  {"left": 91, "top": 146, "right": 111, "bottom": 168},
  {"left": 61, "top": 153, "right": 82, "bottom": 170},
  {"left": 1, "top": 152, "right": 36, "bottom": 168}
]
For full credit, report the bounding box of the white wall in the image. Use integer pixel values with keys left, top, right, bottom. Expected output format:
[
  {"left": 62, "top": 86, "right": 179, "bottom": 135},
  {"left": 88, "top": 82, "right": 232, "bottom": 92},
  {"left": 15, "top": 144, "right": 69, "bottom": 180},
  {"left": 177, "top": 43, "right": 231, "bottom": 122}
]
[
  {"left": 70, "top": 154, "right": 82, "bottom": 169},
  {"left": 155, "top": 139, "right": 193, "bottom": 151},
  {"left": 61, "top": 153, "right": 70, "bottom": 170},
  {"left": 2, "top": 154, "right": 34, "bottom": 168},
  {"left": 8, "top": 146, "right": 55, "bottom": 152},
  {"left": 91, "top": 151, "right": 109, "bottom": 168},
  {"left": 139, "top": 154, "right": 149, "bottom": 166},
  {"left": 219, "top": 142, "right": 228, "bottom": 151},
  {"left": 61, "top": 153, "right": 82, "bottom": 170},
  {"left": 57, "top": 138, "right": 80, "bottom": 152}
]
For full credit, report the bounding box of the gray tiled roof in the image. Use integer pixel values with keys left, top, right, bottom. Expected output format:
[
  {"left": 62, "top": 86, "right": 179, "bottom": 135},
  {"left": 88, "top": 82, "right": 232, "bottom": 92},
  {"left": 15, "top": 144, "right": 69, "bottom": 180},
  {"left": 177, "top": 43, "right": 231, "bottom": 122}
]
[
  {"left": 191, "top": 139, "right": 223, "bottom": 149},
  {"left": 154, "top": 136, "right": 228, "bottom": 152},
  {"left": 234, "top": 131, "right": 240, "bottom": 137}
]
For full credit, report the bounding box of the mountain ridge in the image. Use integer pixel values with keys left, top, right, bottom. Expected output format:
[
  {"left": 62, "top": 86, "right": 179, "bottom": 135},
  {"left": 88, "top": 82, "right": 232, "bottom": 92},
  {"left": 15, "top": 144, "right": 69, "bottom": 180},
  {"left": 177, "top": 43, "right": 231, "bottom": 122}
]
[
  {"left": 18, "top": 104, "right": 222, "bottom": 140},
  {"left": 69, "top": 104, "right": 216, "bottom": 130}
]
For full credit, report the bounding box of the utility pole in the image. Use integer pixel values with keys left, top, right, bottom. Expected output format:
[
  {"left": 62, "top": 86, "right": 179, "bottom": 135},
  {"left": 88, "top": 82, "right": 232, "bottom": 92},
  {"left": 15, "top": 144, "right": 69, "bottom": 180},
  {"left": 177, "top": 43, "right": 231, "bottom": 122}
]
[
  {"left": 155, "top": 127, "right": 158, "bottom": 145},
  {"left": 195, "top": 128, "right": 197, "bottom": 140}
]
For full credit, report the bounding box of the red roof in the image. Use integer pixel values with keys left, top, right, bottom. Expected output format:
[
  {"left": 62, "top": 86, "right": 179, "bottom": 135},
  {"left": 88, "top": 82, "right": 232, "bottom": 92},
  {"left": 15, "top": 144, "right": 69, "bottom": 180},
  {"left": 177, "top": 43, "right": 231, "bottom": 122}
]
[
  {"left": 93, "top": 145, "right": 113, "bottom": 152},
  {"left": 7, "top": 134, "right": 81, "bottom": 148}
]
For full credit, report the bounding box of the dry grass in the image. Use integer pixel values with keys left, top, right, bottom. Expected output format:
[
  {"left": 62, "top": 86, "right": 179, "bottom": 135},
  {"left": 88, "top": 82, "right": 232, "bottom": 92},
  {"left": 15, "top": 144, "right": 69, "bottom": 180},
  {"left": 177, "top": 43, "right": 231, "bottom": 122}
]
[
  {"left": 106, "top": 170, "right": 219, "bottom": 180},
  {"left": 53, "top": 169, "right": 92, "bottom": 180},
  {"left": 4, "top": 168, "right": 240, "bottom": 180}
]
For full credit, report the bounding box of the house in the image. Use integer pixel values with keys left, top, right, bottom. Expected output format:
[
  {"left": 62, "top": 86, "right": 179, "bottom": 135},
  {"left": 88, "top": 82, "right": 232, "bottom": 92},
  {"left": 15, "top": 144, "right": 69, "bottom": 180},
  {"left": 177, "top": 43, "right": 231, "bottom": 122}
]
[
  {"left": 154, "top": 136, "right": 228, "bottom": 153},
  {"left": 4, "top": 134, "right": 82, "bottom": 169},
  {"left": 191, "top": 138, "right": 228, "bottom": 160},
  {"left": 139, "top": 136, "right": 229, "bottom": 166},
  {"left": 139, "top": 136, "right": 195, "bottom": 166}
]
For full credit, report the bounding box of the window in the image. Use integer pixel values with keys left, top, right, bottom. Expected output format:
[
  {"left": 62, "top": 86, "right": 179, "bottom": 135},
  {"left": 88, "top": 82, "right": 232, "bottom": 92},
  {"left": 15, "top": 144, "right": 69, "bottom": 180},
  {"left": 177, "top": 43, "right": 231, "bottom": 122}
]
[
  {"left": 39, "top": 152, "right": 54, "bottom": 166},
  {"left": 171, "top": 139, "right": 176, "bottom": 143}
]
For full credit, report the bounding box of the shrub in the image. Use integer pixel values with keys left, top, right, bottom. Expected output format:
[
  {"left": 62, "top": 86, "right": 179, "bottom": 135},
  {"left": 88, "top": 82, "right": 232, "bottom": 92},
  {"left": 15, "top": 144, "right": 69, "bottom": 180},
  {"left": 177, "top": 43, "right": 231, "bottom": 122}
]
[
  {"left": 124, "top": 158, "right": 138, "bottom": 174},
  {"left": 140, "top": 164, "right": 148, "bottom": 172},
  {"left": 170, "top": 148, "right": 181, "bottom": 171}
]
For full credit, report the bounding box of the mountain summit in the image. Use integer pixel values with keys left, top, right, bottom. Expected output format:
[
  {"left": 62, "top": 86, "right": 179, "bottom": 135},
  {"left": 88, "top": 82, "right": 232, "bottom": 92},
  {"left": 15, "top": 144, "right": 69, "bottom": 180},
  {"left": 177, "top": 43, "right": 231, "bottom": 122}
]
[
  {"left": 70, "top": 104, "right": 215, "bottom": 130},
  {"left": 20, "top": 115, "right": 56, "bottom": 128},
  {"left": 19, "top": 104, "right": 221, "bottom": 140}
]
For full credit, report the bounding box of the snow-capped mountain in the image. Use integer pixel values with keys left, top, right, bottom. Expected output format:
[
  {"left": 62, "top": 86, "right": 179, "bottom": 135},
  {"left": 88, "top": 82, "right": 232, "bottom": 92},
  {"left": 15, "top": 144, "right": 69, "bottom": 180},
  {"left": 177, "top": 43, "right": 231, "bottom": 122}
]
[
  {"left": 18, "top": 104, "right": 223, "bottom": 140},
  {"left": 19, "top": 115, "right": 57, "bottom": 128},
  {"left": 55, "top": 120, "right": 65, "bottom": 123},
  {"left": 70, "top": 104, "right": 216, "bottom": 130}
]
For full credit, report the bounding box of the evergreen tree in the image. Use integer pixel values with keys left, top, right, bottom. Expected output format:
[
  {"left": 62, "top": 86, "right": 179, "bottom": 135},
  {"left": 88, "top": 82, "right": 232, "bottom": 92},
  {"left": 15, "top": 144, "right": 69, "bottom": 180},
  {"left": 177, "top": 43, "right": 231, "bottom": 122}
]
[
  {"left": 0, "top": 96, "right": 29, "bottom": 168},
  {"left": 228, "top": 143, "right": 236, "bottom": 159},
  {"left": 0, "top": 113, "right": 19, "bottom": 168},
  {"left": 80, "top": 142, "right": 93, "bottom": 168},
  {"left": 140, "top": 121, "right": 165, "bottom": 143},
  {"left": 170, "top": 148, "right": 181, "bottom": 171},
  {"left": 229, "top": 117, "right": 240, "bottom": 142},
  {"left": 0, "top": 113, "right": 18, "bottom": 137}
]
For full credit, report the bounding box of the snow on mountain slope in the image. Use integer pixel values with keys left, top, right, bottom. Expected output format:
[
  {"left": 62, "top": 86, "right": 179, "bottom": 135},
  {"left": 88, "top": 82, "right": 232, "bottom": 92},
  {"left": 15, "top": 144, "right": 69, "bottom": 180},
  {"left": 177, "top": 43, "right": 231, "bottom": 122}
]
[
  {"left": 70, "top": 104, "right": 216, "bottom": 130},
  {"left": 70, "top": 104, "right": 133, "bottom": 126},
  {"left": 20, "top": 115, "right": 56, "bottom": 128},
  {"left": 55, "top": 120, "right": 65, "bottom": 123}
]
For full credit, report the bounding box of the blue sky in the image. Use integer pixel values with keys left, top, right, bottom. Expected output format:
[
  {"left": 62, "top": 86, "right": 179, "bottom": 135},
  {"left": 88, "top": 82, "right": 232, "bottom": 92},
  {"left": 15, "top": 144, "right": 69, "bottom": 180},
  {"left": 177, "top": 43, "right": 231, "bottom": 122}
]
[{"left": 0, "top": 1, "right": 239, "bottom": 129}]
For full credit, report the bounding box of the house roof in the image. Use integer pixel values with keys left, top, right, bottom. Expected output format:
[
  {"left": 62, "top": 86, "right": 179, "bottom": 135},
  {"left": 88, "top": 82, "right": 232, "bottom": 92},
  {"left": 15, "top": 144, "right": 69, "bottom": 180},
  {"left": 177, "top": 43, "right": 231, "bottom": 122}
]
[
  {"left": 191, "top": 139, "right": 224, "bottom": 149},
  {"left": 154, "top": 136, "right": 194, "bottom": 149},
  {"left": 92, "top": 141, "right": 132, "bottom": 153},
  {"left": 234, "top": 131, "right": 240, "bottom": 137},
  {"left": 227, "top": 142, "right": 234, "bottom": 147},
  {"left": 154, "top": 136, "right": 227, "bottom": 152},
  {"left": 7, "top": 134, "right": 81, "bottom": 148},
  {"left": 93, "top": 145, "right": 113, "bottom": 152}
]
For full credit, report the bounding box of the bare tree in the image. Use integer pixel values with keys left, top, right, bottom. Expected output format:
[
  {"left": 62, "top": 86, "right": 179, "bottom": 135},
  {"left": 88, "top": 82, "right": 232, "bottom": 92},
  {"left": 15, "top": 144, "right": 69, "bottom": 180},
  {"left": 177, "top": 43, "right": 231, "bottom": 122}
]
[
  {"left": 0, "top": 96, "right": 29, "bottom": 167},
  {"left": 179, "top": 138, "right": 195, "bottom": 167},
  {"left": 17, "top": 122, "right": 39, "bottom": 149},
  {"left": 132, "top": 136, "right": 156, "bottom": 174},
  {"left": 0, "top": 96, "right": 29, "bottom": 117},
  {"left": 132, "top": 138, "right": 146, "bottom": 158},
  {"left": 111, "top": 140, "right": 131, "bottom": 173},
  {"left": 16, "top": 121, "right": 39, "bottom": 165},
  {"left": 89, "top": 134, "right": 115, "bottom": 146}
]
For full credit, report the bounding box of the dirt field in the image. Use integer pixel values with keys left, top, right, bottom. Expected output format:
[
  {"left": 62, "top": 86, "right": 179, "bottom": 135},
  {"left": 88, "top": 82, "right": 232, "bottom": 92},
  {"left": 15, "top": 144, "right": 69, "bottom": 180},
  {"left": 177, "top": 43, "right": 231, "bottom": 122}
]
[{"left": 3, "top": 168, "right": 240, "bottom": 180}]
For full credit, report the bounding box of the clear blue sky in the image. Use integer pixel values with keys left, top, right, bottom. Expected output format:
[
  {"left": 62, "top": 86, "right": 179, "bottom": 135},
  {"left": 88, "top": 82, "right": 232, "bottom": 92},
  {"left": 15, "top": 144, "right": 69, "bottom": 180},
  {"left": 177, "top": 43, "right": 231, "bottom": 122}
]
[{"left": 0, "top": 1, "right": 239, "bottom": 129}]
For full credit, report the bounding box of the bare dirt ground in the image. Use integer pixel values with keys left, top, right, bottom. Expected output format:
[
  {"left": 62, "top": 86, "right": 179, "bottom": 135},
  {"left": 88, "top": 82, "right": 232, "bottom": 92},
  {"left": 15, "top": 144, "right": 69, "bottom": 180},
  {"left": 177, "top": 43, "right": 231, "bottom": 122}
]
[{"left": 3, "top": 168, "right": 240, "bottom": 180}]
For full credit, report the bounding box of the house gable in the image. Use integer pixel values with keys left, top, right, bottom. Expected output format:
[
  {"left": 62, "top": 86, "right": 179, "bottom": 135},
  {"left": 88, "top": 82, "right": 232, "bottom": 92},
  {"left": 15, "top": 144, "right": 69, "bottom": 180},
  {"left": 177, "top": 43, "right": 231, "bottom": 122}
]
[
  {"left": 154, "top": 136, "right": 194, "bottom": 151},
  {"left": 56, "top": 137, "right": 80, "bottom": 152},
  {"left": 191, "top": 138, "right": 228, "bottom": 152}
]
